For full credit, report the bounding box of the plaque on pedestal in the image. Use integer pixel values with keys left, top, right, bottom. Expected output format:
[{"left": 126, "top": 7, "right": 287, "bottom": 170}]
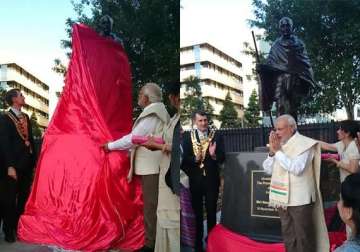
[{"left": 221, "top": 152, "right": 282, "bottom": 242}]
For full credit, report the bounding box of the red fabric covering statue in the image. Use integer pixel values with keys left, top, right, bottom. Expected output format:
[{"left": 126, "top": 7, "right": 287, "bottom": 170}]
[
  {"left": 207, "top": 225, "right": 285, "bottom": 252},
  {"left": 18, "top": 24, "right": 145, "bottom": 251},
  {"left": 207, "top": 224, "right": 346, "bottom": 252}
]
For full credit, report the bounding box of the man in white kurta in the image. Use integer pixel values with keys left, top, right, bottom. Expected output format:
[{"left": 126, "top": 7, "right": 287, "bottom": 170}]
[
  {"left": 106, "top": 83, "right": 170, "bottom": 252},
  {"left": 262, "top": 114, "right": 329, "bottom": 252}
]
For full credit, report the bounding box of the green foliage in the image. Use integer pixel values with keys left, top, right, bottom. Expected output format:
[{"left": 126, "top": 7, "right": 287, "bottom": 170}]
[
  {"left": 242, "top": 41, "right": 266, "bottom": 82},
  {"left": 250, "top": 0, "right": 360, "bottom": 119},
  {"left": 244, "top": 89, "right": 261, "bottom": 127},
  {"left": 52, "top": 58, "right": 67, "bottom": 76},
  {"left": 219, "top": 92, "right": 241, "bottom": 128},
  {"left": 58, "top": 0, "right": 179, "bottom": 117},
  {"left": 30, "top": 113, "right": 42, "bottom": 139},
  {"left": 0, "top": 86, "right": 7, "bottom": 111},
  {"left": 242, "top": 40, "right": 266, "bottom": 65},
  {"left": 180, "top": 76, "right": 214, "bottom": 126}
]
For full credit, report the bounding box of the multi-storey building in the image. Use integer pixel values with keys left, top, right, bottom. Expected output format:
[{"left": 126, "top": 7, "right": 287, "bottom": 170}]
[
  {"left": 0, "top": 63, "right": 49, "bottom": 128},
  {"left": 180, "top": 43, "right": 244, "bottom": 128}
]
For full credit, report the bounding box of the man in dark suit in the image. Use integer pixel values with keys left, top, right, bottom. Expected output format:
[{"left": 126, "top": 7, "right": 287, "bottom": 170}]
[
  {"left": 0, "top": 88, "right": 35, "bottom": 242},
  {"left": 182, "top": 110, "right": 225, "bottom": 252}
]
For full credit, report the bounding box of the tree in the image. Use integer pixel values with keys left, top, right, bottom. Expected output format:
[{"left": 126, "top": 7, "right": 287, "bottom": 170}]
[
  {"left": 219, "top": 92, "right": 240, "bottom": 128},
  {"left": 242, "top": 41, "right": 267, "bottom": 116},
  {"left": 57, "top": 0, "right": 179, "bottom": 118},
  {"left": 181, "top": 76, "right": 214, "bottom": 126},
  {"left": 30, "top": 113, "right": 42, "bottom": 139},
  {"left": 0, "top": 86, "right": 7, "bottom": 111},
  {"left": 244, "top": 89, "right": 261, "bottom": 127},
  {"left": 250, "top": 0, "right": 360, "bottom": 119},
  {"left": 52, "top": 58, "right": 67, "bottom": 76},
  {"left": 242, "top": 40, "right": 267, "bottom": 66}
]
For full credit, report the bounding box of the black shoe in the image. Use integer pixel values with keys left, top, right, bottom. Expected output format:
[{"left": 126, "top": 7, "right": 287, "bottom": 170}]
[
  {"left": 4, "top": 233, "right": 16, "bottom": 243},
  {"left": 4, "top": 227, "right": 16, "bottom": 243},
  {"left": 195, "top": 245, "right": 203, "bottom": 252},
  {"left": 137, "top": 246, "right": 154, "bottom": 252}
]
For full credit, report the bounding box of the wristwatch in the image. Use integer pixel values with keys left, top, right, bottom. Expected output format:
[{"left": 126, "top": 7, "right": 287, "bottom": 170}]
[{"left": 269, "top": 151, "right": 275, "bottom": 157}]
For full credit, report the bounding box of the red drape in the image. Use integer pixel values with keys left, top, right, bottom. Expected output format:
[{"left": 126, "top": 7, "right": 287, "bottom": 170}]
[
  {"left": 207, "top": 224, "right": 346, "bottom": 252},
  {"left": 207, "top": 225, "right": 285, "bottom": 252},
  {"left": 18, "top": 24, "right": 144, "bottom": 251}
]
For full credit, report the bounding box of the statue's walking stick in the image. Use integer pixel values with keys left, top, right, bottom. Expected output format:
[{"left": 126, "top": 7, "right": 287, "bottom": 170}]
[{"left": 252, "top": 31, "right": 275, "bottom": 129}]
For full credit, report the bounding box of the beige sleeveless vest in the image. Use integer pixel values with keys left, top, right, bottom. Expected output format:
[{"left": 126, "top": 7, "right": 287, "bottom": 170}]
[
  {"left": 130, "top": 102, "right": 170, "bottom": 175},
  {"left": 272, "top": 132, "right": 316, "bottom": 206},
  {"left": 270, "top": 132, "right": 329, "bottom": 252}
]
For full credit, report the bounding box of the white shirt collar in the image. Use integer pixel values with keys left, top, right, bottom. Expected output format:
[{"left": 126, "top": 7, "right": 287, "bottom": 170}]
[
  {"left": 10, "top": 107, "right": 22, "bottom": 117},
  {"left": 197, "top": 129, "right": 208, "bottom": 139}
]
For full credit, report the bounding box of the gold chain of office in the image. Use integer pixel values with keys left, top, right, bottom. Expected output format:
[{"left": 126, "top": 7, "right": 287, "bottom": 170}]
[
  {"left": 190, "top": 128, "right": 215, "bottom": 176},
  {"left": 6, "top": 111, "right": 32, "bottom": 153}
]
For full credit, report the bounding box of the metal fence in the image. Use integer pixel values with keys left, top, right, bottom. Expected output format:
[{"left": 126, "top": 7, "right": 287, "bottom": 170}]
[{"left": 185, "top": 122, "right": 342, "bottom": 152}]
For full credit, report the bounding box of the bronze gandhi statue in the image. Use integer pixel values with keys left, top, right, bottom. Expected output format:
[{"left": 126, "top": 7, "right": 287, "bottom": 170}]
[
  {"left": 98, "top": 15, "right": 124, "bottom": 46},
  {"left": 257, "top": 17, "right": 317, "bottom": 122}
]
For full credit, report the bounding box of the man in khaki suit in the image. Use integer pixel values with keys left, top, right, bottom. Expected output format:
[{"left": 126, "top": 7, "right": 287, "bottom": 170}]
[{"left": 104, "top": 83, "right": 170, "bottom": 252}]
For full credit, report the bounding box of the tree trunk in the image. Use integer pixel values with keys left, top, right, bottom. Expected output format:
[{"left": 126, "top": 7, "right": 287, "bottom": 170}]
[{"left": 345, "top": 104, "right": 354, "bottom": 120}]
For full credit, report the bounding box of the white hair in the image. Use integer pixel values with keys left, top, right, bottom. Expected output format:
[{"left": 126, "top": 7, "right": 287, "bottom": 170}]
[
  {"left": 276, "top": 114, "right": 297, "bottom": 130},
  {"left": 143, "top": 82, "right": 162, "bottom": 103}
]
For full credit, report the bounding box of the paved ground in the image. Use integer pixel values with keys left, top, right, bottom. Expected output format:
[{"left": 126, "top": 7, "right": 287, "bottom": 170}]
[
  {"left": 0, "top": 234, "right": 74, "bottom": 252},
  {"left": 0, "top": 211, "right": 222, "bottom": 252},
  {"left": 0, "top": 239, "right": 195, "bottom": 252},
  {"left": 0, "top": 240, "right": 51, "bottom": 252}
]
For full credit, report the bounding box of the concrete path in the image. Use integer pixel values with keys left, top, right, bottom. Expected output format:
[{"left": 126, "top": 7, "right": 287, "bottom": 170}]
[{"left": 0, "top": 239, "right": 51, "bottom": 252}]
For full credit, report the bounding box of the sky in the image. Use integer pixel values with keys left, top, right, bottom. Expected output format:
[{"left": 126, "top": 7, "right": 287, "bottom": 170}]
[
  {"left": 181, "top": 0, "right": 259, "bottom": 59},
  {"left": 180, "top": 0, "right": 263, "bottom": 106},
  {"left": 0, "top": 0, "right": 79, "bottom": 116}
]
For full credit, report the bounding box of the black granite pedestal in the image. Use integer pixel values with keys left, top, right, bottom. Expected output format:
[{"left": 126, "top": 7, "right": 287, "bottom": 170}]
[
  {"left": 221, "top": 152, "right": 282, "bottom": 242},
  {"left": 220, "top": 151, "right": 341, "bottom": 243}
]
